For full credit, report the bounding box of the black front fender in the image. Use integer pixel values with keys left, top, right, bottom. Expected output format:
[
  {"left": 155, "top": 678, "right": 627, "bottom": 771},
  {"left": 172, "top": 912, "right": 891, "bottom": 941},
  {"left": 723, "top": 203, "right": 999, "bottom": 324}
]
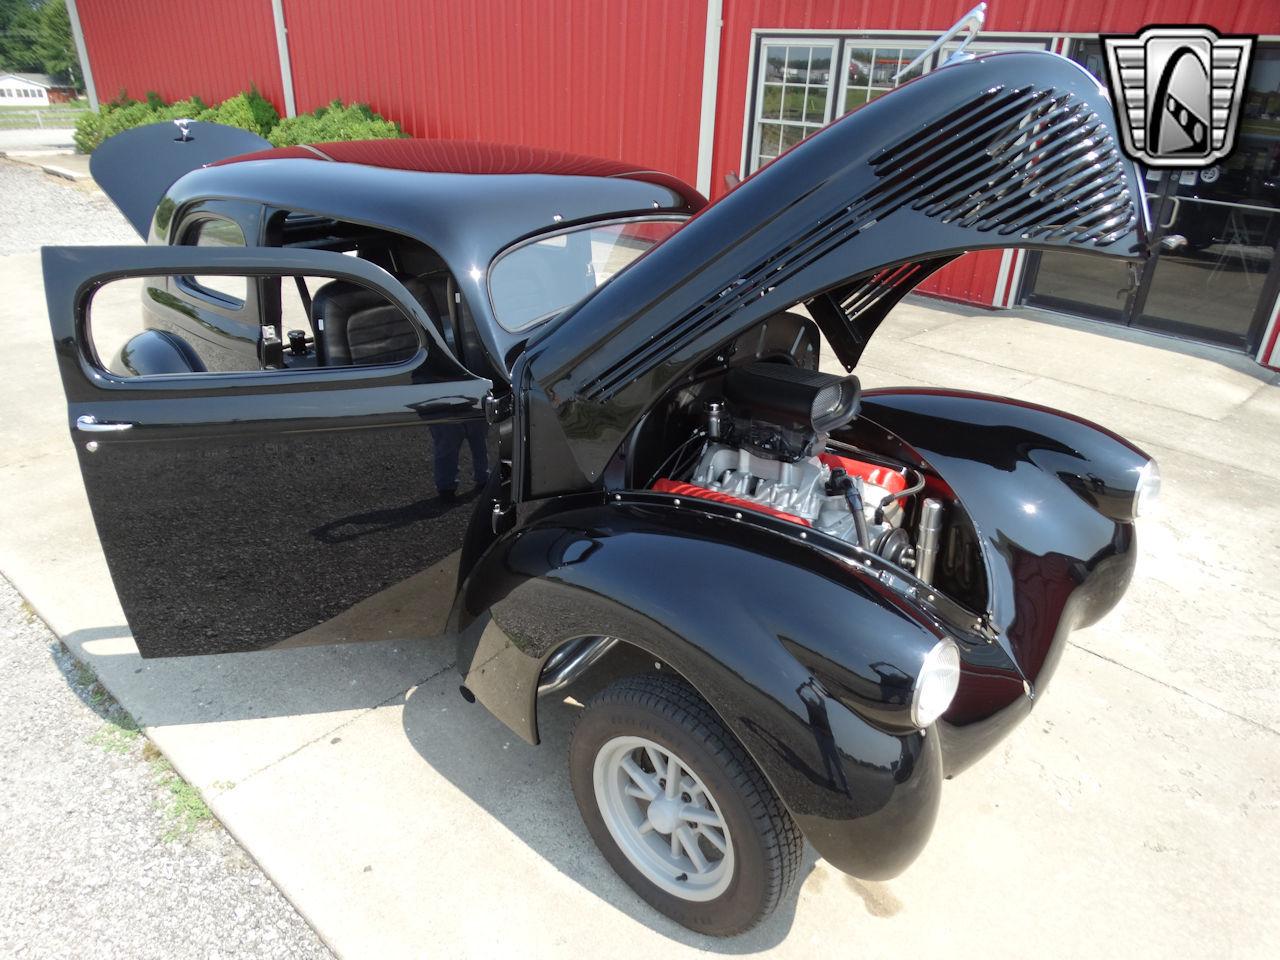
[
  {"left": 453, "top": 499, "right": 948, "bottom": 879},
  {"left": 860, "top": 389, "right": 1146, "bottom": 772}
]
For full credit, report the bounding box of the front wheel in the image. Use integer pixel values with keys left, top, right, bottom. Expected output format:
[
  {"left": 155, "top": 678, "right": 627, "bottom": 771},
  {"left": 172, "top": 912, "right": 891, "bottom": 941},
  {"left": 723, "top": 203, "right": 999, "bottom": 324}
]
[{"left": 569, "top": 674, "right": 802, "bottom": 936}]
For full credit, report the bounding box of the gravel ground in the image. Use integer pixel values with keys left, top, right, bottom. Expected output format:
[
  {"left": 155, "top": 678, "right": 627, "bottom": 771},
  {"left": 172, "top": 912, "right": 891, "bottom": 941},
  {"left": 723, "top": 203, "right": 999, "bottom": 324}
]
[
  {"left": 0, "top": 574, "right": 334, "bottom": 959},
  {"left": 0, "top": 159, "right": 136, "bottom": 253}
]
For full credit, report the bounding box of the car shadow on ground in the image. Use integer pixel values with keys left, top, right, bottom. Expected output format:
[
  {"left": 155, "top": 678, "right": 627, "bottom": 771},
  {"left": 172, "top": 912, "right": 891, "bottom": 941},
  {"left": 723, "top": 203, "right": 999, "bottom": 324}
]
[
  {"left": 55, "top": 622, "right": 455, "bottom": 727},
  {"left": 45, "top": 624, "right": 899, "bottom": 946},
  {"left": 400, "top": 670, "right": 818, "bottom": 951}
]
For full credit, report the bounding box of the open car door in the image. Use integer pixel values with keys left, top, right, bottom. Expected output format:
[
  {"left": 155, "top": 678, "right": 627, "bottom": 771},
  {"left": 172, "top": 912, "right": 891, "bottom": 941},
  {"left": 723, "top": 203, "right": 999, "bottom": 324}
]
[{"left": 44, "top": 245, "right": 493, "bottom": 657}]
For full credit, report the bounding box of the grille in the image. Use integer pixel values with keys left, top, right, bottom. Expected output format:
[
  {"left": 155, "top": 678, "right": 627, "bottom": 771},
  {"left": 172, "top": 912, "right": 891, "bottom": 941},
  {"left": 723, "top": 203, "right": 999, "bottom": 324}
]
[{"left": 867, "top": 85, "right": 1138, "bottom": 245}]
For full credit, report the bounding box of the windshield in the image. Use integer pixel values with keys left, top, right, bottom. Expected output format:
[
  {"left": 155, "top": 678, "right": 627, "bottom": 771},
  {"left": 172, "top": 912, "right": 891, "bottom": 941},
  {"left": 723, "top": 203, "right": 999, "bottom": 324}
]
[{"left": 489, "top": 217, "right": 686, "bottom": 332}]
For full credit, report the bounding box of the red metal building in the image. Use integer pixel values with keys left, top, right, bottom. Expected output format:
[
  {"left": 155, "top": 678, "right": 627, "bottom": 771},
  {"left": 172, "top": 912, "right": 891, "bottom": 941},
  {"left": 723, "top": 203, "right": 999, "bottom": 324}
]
[{"left": 67, "top": 0, "right": 1280, "bottom": 367}]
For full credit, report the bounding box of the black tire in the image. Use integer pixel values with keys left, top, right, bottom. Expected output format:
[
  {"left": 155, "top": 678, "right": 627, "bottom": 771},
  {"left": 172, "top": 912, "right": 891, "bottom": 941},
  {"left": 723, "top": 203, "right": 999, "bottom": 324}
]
[{"left": 569, "top": 673, "right": 803, "bottom": 936}]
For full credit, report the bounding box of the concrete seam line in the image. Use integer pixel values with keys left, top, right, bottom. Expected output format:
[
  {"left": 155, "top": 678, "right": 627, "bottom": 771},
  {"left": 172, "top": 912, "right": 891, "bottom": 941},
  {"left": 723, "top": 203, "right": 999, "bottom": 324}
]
[
  {"left": 1068, "top": 641, "right": 1279, "bottom": 737},
  {"left": 232, "top": 660, "right": 459, "bottom": 788},
  {"left": 892, "top": 340, "right": 1238, "bottom": 426}
]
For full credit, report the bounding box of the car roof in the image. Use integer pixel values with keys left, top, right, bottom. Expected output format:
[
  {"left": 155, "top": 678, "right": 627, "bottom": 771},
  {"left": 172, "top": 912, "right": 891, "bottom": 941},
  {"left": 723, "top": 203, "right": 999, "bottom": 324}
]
[
  {"left": 212, "top": 138, "right": 708, "bottom": 212},
  {"left": 162, "top": 141, "right": 703, "bottom": 380}
]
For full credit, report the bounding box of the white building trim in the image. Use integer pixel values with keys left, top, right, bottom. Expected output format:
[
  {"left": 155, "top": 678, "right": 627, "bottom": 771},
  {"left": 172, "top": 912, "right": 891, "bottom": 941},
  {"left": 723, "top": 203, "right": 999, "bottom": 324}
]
[
  {"left": 65, "top": 0, "right": 97, "bottom": 110},
  {"left": 270, "top": 0, "right": 297, "bottom": 117},
  {"left": 1257, "top": 293, "right": 1280, "bottom": 369},
  {"left": 695, "top": 0, "right": 723, "bottom": 198}
]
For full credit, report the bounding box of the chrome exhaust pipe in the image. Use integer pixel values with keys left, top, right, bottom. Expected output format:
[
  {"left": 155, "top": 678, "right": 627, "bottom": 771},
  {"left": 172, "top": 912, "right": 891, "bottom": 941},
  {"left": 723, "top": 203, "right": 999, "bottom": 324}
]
[
  {"left": 915, "top": 499, "right": 944, "bottom": 585},
  {"left": 537, "top": 637, "right": 619, "bottom": 697}
]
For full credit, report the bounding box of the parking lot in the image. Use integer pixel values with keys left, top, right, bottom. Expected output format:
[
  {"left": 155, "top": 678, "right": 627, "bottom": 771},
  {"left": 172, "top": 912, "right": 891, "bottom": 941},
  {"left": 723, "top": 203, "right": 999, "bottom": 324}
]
[{"left": 2, "top": 158, "right": 1278, "bottom": 958}]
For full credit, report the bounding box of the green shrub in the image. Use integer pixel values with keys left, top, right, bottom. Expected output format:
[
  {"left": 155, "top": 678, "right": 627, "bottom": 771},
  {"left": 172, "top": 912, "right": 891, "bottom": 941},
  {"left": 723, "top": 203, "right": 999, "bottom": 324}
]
[
  {"left": 197, "top": 87, "right": 279, "bottom": 138},
  {"left": 267, "top": 99, "right": 403, "bottom": 147},
  {"left": 73, "top": 88, "right": 400, "bottom": 153}
]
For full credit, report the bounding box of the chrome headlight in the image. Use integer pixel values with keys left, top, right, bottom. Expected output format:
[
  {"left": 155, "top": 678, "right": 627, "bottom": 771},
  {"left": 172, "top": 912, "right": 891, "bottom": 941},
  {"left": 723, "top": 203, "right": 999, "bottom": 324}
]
[
  {"left": 1134, "top": 458, "right": 1161, "bottom": 518},
  {"left": 911, "top": 638, "right": 961, "bottom": 728}
]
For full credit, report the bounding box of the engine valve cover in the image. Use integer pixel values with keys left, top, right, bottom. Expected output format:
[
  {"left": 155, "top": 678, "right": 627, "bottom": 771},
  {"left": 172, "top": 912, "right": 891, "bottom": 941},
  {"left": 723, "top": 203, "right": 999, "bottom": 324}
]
[{"left": 676, "top": 444, "right": 904, "bottom": 546}]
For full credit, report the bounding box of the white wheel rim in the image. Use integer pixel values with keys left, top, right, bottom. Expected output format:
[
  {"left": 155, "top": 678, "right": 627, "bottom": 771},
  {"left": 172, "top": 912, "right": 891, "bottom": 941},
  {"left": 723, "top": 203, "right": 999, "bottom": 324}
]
[{"left": 593, "top": 735, "right": 735, "bottom": 901}]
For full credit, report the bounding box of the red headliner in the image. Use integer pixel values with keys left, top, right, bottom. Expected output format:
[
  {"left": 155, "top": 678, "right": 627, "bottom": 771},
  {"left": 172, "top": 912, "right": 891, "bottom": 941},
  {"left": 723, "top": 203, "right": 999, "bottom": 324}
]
[{"left": 214, "top": 139, "right": 707, "bottom": 211}]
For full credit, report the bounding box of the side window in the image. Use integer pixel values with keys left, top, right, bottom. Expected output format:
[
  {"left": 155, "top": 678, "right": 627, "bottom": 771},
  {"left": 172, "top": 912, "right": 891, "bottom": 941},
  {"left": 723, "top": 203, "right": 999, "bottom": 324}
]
[
  {"left": 181, "top": 218, "right": 248, "bottom": 306},
  {"left": 271, "top": 211, "right": 453, "bottom": 367},
  {"left": 86, "top": 269, "right": 425, "bottom": 379}
]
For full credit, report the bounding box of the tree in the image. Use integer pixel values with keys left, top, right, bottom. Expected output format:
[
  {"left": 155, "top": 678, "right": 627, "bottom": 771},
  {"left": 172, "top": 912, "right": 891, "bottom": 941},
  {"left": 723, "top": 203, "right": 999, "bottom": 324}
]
[
  {"left": 32, "top": 0, "right": 78, "bottom": 88},
  {"left": 0, "top": 0, "right": 42, "bottom": 73},
  {"left": 0, "top": 0, "right": 83, "bottom": 90}
]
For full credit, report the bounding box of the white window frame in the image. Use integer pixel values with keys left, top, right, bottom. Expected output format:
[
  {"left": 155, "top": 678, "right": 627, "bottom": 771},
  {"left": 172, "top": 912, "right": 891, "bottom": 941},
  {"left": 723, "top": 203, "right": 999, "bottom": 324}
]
[
  {"left": 744, "top": 32, "right": 1055, "bottom": 177},
  {"left": 835, "top": 40, "right": 934, "bottom": 118},
  {"left": 749, "top": 38, "right": 840, "bottom": 172}
]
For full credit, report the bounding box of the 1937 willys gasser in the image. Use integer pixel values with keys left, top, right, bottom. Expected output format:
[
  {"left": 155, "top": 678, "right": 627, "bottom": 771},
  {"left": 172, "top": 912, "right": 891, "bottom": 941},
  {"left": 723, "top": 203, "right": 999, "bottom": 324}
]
[{"left": 45, "top": 43, "right": 1159, "bottom": 935}]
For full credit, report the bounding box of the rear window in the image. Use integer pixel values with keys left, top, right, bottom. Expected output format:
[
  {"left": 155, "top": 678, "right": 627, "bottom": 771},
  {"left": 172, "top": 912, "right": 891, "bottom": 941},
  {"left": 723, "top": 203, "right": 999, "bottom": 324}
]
[
  {"left": 488, "top": 217, "right": 685, "bottom": 332},
  {"left": 181, "top": 217, "right": 248, "bottom": 306}
]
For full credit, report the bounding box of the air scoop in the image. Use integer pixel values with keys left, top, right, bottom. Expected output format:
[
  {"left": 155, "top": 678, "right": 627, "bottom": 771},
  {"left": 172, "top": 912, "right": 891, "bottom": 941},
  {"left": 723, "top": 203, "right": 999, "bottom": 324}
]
[{"left": 723, "top": 362, "right": 861, "bottom": 462}]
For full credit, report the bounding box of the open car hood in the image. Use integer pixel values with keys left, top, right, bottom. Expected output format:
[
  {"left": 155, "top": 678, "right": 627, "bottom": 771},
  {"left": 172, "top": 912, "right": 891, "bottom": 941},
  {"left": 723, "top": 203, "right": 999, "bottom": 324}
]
[
  {"left": 519, "top": 50, "right": 1150, "bottom": 495},
  {"left": 91, "top": 120, "right": 271, "bottom": 238}
]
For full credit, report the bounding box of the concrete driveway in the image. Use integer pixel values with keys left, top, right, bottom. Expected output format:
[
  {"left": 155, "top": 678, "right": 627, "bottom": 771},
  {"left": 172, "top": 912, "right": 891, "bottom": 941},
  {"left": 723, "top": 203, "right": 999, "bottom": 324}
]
[
  {"left": 3, "top": 219, "right": 1278, "bottom": 954},
  {"left": 0, "top": 127, "right": 76, "bottom": 153}
]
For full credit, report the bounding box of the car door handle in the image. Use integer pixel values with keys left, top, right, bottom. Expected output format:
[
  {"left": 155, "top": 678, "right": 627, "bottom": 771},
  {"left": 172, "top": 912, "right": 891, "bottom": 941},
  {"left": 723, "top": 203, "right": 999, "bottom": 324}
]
[{"left": 76, "top": 415, "right": 134, "bottom": 433}]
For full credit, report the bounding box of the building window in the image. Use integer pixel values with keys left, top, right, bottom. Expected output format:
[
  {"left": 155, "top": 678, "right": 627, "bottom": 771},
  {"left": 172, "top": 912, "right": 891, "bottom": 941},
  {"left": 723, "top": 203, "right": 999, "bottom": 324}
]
[
  {"left": 746, "top": 34, "right": 1052, "bottom": 175},
  {"left": 751, "top": 41, "right": 837, "bottom": 169},
  {"left": 839, "top": 43, "right": 928, "bottom": 113}
]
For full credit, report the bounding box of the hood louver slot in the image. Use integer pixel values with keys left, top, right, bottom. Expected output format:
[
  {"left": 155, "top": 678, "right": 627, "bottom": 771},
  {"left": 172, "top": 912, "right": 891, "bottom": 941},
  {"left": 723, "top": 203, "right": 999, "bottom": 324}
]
[{"left": 869, "top": 85, "right": 1138, "bottom": 246}]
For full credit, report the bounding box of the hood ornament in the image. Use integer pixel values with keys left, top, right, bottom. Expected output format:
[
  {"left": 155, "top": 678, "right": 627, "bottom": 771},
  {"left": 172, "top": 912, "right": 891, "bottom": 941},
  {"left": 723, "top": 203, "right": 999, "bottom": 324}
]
[
  {"left": 894, "top": 3, "right": 987, "bottom": 81},
  {"left": 173, "top": 117, "right": 194, "bottom": 142}
]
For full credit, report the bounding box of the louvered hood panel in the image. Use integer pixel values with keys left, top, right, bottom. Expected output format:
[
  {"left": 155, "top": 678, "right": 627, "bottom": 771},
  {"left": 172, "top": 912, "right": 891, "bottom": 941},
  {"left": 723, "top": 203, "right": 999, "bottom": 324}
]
[{"left": 519, "top": 52, "right": 1148, "bottom": 495}]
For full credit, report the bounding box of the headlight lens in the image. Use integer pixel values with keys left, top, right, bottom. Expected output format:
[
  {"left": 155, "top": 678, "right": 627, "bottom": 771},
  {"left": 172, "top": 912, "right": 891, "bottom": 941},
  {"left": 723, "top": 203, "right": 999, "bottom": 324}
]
[
  {"left": 1134, "top": 458, "right": 1161, "bottom": 518},
  {"left": 912, "top": 638, "right": 961, "bottom": 728}
]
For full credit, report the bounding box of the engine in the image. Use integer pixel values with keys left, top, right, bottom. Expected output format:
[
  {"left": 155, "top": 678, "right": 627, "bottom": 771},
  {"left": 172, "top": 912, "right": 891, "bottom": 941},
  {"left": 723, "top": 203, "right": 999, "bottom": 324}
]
[{"left": 652, "top": 361, "right": 944, "bottom": 582}]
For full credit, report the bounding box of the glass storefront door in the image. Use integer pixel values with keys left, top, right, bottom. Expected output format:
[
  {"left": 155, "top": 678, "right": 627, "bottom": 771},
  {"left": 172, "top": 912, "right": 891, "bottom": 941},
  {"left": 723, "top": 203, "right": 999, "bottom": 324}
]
[
  {"left": 1135, "top": 172, "right": 1280, "bottom": 348},
  {"left": 1024, "top": 42, "right": 1280, "bottom": 354}
]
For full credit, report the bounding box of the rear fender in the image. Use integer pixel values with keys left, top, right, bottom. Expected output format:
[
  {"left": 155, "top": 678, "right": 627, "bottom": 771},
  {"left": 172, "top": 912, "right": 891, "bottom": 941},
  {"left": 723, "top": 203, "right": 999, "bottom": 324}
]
[{"left": 453, "top": 499, "right": 948, "bottom": 878}]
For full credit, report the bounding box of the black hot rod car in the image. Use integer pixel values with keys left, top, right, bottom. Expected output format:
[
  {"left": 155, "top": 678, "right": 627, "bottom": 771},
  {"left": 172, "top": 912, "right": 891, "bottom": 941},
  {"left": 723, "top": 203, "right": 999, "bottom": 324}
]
[{"left": 45, "top": 47, "right": 1158, "bottom": 935}]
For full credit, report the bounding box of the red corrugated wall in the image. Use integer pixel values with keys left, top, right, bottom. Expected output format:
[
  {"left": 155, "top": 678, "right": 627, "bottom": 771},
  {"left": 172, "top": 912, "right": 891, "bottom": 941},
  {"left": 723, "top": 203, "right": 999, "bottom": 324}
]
[
  {"left": 75, "top": 0, "right": 1280, "bottom": 307},
  {"left": 77, "top": 0, "right": 283, "bottom": 107},
  {"left": 281, "top": 0, "right": 706, "bottom": 184},
  {"left": 77, "top": 0, "right": 706, "bottom": 182},
  {"left": 711, "top": 0, "right": 1280, "bottom": 303}
]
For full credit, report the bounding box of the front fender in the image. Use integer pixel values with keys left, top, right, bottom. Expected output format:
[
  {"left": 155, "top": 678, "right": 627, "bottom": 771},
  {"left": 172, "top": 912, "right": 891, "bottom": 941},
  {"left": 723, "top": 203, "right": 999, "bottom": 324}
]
[
  {"left": 452, "top": 499, "right": 947, "bottom": 879},
  {"left": 860, "top": 389, "right": 1146, "bottom": 772}
]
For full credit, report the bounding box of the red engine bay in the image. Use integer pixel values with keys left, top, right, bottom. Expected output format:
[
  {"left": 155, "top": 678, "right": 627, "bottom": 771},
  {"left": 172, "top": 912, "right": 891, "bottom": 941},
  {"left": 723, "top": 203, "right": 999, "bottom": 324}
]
[{"left": 652, "top": 451, "right": 906, "bottom": 527}]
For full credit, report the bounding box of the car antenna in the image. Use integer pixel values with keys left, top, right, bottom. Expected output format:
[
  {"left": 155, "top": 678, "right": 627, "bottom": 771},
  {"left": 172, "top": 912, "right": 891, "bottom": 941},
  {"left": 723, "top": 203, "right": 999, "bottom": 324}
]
[{"left": 894, "top": 3, "right": 987, "bottom": 82}]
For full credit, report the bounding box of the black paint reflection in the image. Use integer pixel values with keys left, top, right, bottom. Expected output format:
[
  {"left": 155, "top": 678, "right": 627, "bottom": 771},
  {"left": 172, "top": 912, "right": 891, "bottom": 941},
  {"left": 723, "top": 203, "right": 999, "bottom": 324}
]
[{"left": 79, "top": 384, "right": 494, "bottom": 657}]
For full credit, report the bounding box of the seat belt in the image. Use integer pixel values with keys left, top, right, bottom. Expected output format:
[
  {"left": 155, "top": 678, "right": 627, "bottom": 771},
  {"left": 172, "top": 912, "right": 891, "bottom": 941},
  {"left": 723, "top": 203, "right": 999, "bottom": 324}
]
[{"left": 294, "top": 276, "right": 315, "bottom": 335}]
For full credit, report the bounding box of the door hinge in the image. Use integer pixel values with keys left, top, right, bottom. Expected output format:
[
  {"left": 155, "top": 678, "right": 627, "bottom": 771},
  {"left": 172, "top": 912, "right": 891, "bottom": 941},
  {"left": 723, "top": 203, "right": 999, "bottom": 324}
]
[{"left": 483, "top": 392, "right": 512, "bottom": 424}]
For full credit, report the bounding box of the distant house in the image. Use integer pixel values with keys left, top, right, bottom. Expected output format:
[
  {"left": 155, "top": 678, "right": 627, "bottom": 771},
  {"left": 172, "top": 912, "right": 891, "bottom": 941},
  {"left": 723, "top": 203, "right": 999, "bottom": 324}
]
[{"left": 0, "top": 73, "right": 78, "bottom": 106}]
